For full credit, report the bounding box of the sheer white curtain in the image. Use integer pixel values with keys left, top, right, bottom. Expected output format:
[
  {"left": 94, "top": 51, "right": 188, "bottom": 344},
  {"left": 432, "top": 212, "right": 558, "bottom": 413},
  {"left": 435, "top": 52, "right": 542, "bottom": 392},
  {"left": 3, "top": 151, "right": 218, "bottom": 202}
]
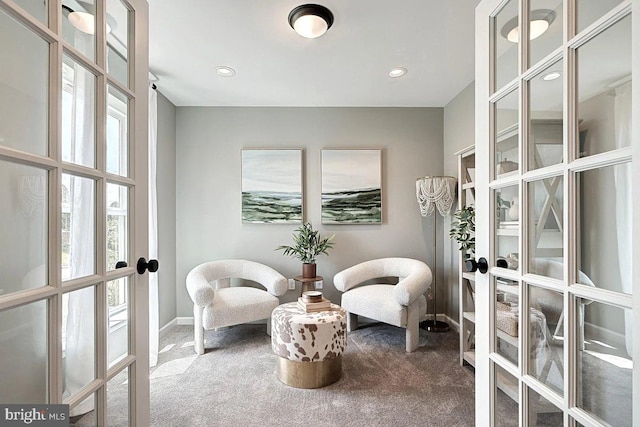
[
  {"left": 63, "top": 37, "right": 96, "bottom": 416},
  {"left": 149, "top": 84, "right": 159, "bottom": 367},
  {"left": 614, "top": 81, "right": 632, "bottom": 357}
]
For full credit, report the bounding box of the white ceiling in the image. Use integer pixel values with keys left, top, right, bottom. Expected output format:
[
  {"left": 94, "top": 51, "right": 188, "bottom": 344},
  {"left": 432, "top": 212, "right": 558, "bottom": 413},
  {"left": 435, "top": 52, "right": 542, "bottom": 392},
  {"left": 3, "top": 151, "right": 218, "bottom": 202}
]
[{"left": 149, "top": 0, "right": 482, "bottom": 107}]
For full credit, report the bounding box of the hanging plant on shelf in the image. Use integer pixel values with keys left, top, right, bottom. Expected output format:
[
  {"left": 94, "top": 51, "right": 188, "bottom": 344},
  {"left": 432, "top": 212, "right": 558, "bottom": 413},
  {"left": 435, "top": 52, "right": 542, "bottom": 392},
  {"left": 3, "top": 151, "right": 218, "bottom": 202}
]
[
  {"left": 276, "top": 222, "right": 335, "bottom": 278},
  {"left": 449, "top": 205, "right": 475, "bottom": 258}
]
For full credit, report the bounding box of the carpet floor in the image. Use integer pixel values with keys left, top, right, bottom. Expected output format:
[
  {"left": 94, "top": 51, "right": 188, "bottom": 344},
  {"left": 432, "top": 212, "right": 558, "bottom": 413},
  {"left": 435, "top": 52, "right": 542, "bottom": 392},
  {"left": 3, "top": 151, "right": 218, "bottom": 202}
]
[
  {"left": 150, "top": 323, "right": 476, "bottom": 427},
  {"left": 71, "top": 322, "right": 632, "bottom": 426},
  {"left": 74, "top": 323, "right": 476, "bottom": 426}
]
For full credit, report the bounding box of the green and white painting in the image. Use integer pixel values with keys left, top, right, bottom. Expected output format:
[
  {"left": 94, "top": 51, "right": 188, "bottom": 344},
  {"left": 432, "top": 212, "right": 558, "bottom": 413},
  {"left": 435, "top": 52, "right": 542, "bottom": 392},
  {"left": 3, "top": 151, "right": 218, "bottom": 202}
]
[
  {"left": 322, "top": 149, "right": 382, "bottom": 224},
  {"left": 242, "top": 149, "right": 303, "bottom": 223}
]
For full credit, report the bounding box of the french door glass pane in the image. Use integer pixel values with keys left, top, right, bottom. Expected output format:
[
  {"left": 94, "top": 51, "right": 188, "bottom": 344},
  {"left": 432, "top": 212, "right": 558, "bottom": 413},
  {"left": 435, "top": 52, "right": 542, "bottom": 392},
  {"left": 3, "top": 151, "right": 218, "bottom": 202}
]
[
  {"left": 495, "top": 185, "right": 519, "bottom": 266},
  {"left": 527, "top": 176, "right": 564, "bottom": 269},
  {"left": 576, "top": 0, "right": 625, "bottom": 34},
  {"left": 61, "top": 0, "right": 96, "bottom": 61},
  {"left": 69, "top": 393, "right": 97, "bottom": 423},
  {"left": 527, "top": 387, "right": 563, "bottom": 426},
  {"left": 106, "top": 85, "right": 129, "bottom": 177},
  {"left": 577, "top": 163, "right": 631, "bottom": 295},
  {"left": 107, "top": 277, "right": 129, "bottom": 368},
  {"left": 0, "top": 9, "right": 49, "bottom": 156},
  {"left": 495, "top": 90, "right": 519, "bottom": 179},
  {"left": 106, "top": 183, "right": 128, "bottom": 271},
  {"left": 107, "top": 366, "right": 130, "bottom": 425},
  {"left": 494, "top": 363, "right": 519, "bottom": 426},
  {"left": 577, "top": 15, "right": 631, "bottom": 158},
  {"left": 62, "top": 54, "right": 96, "bottom": 168},
  {"left": 529, "top": 1, "right": 563, "bottom": 68},
  {"left": 494, "top": 0, "right": 519, "bottom": 92},
  {"left": 528, "top": 284, "right": 564, "bottom": 394},
  {"left": 495, "top": 276, "right": 519, "bottom": 366},
  {"left": 0, "top": 160, "right": 47, "bottom": 295},
  {"left": 0, "top": 300, "right": 47, "bottom": 403},
  {"left": 578, "top": 299, "right": 632, "bottom": 426},
  {"left": 107, "top": 0, "right": 129, "bottom": 87},
  {"left": 13, "top": 0, "right": 48, "bottom": 25},
  {"left": 62, "top": 174, "right": 96, "bottom": 281},
  {"left": 62, "top": 286, "right": 96, "bottom": 411},
  {"left": 528, "top": 62, "right": 563, "bottom": 171}
]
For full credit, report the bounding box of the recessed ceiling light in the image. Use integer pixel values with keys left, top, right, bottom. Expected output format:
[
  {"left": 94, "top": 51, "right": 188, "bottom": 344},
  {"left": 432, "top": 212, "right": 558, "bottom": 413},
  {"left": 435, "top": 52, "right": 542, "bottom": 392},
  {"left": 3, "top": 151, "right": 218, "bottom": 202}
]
[
  {"left": 388, "top": 67, "right": 407, "bottom": 78},
  {"left": 501, "top": 9, "right": 556, "bottom": 43},
  {"left": 216, "top": 66, "right": 236, "bottom": 77},
  {"left": 542, "top": 71, "right": 561, "bottom": 81}
]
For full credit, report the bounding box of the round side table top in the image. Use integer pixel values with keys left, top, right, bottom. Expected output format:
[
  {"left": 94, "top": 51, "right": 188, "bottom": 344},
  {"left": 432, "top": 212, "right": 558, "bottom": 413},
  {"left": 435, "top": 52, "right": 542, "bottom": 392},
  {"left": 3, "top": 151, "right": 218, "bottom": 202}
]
[{"left": 293, "top": 275, "right": 323, "bottom": 282}]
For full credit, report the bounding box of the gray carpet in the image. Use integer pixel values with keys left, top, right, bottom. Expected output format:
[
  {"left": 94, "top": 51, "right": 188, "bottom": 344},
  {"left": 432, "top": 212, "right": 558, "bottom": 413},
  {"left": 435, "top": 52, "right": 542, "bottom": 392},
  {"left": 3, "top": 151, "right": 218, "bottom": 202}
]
[
  {"left": 71, "top": 323, "right": 633, "bottom": 426},
  {"left": 74, "top": 323, "right": 476, "bottom": 426},
  {"left": 150, "top": 323, "right": 476, "bottom": 427}
]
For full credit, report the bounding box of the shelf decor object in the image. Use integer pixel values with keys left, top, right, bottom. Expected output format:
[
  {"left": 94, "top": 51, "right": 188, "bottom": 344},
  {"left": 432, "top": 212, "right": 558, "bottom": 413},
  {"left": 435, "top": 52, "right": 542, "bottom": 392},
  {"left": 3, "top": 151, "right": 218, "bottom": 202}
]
[{"left": 415, "top": 175, "right": 457, "bottom": 332}]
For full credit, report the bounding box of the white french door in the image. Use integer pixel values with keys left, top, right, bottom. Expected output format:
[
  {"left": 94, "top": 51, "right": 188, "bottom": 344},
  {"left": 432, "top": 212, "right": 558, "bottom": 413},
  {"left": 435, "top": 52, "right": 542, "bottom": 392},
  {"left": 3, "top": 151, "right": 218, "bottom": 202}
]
[
  {"left": 475, "top": 0, "right": 638, "bottom": 425},
  {"left": 0, "top": 0, "right": 150, "bottom": 425}
]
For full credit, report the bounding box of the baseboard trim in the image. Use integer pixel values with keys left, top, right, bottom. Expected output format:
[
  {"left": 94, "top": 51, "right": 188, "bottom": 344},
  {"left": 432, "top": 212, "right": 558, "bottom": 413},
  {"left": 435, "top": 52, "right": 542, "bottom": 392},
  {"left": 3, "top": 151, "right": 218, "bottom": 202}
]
[
  {"left": 170, "top": 315, "right": 462, "bottom": 333},
  {"left": 442, "top": 314, "right": 460, "bottom": 333},
  {"left": 177, "top": 317, "right": 194, "bottom": 325},
  {"left": 159, "top": 318, "right": 177, "bottom": 336}
]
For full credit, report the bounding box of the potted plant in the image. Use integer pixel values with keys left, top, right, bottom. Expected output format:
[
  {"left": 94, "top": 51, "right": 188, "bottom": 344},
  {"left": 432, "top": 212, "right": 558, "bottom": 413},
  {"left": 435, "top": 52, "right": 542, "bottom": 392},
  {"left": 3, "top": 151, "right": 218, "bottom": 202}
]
[
  {"left": 276, "top": 222, "right": 335, "bottom": 278},
  {"left": 449, "top": 205, "right": 475, "bottom": 259}
]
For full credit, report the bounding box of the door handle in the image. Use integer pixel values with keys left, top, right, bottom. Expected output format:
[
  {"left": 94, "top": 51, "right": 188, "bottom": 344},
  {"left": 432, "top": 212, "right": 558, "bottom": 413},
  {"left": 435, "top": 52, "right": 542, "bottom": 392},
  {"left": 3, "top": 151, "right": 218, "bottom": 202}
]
[
  {"left": 465, "top": 257, "right": 489, "bottom": 274},
  {"left": 137, "top": 257, "right": 159, "bottom": 274},
  {"left": 115, "top": 261, "right": 128, "bottom": 269}
]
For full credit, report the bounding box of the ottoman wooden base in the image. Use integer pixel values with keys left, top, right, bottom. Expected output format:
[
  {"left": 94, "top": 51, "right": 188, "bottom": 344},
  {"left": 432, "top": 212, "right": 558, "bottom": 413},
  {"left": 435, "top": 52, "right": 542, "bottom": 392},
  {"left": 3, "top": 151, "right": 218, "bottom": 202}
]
[{"left": 276, "top": 355, "right": 342, "bottom": 389}]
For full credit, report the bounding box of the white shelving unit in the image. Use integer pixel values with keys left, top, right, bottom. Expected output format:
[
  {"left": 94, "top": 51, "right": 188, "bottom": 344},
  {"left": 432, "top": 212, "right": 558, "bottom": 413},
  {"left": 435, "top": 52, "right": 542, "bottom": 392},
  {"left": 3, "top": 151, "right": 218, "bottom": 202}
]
[
  {"left": 457, "top": 121, "right": 564, "bottom": 368},
  {"left": 455, "top": 145, "right": 476, "bottom": 367}
]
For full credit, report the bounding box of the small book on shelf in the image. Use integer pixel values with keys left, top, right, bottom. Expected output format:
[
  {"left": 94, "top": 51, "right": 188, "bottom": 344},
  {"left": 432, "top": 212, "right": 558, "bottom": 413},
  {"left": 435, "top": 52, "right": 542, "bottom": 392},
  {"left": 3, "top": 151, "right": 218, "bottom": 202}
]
[{"left": 297, "top": 297, "right": 331, "bottom": 312}]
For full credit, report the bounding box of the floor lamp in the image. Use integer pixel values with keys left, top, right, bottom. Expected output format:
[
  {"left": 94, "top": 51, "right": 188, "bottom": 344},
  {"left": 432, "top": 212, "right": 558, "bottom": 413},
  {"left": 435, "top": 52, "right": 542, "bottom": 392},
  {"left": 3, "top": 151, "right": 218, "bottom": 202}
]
[{"left": 416, "top": 176, "right": 457, "bottom": 332}]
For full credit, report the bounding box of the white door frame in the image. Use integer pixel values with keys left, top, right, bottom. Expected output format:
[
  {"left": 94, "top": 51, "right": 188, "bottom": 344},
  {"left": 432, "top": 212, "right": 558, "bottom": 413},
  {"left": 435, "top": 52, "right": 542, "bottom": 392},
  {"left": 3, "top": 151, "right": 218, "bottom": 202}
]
[
  {"left": 0, "top": 0, "right": 149, "bottom": 424},
  {"left": 475, "top": 0, "right": 639, "bottom": 425}
]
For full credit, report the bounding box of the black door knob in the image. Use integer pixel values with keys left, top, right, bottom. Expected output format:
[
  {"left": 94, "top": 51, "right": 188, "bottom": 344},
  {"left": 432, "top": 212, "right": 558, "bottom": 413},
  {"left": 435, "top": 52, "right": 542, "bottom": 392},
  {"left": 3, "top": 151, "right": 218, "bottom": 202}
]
[
  {"left": 115, "top": 261, "right": 128, "bottom": 269},
  {"left": 137, "top": 257, "right": 159, "bottom": 274},
  {"left": 465, "top": 257, "right": 489, "bottom": 274}
]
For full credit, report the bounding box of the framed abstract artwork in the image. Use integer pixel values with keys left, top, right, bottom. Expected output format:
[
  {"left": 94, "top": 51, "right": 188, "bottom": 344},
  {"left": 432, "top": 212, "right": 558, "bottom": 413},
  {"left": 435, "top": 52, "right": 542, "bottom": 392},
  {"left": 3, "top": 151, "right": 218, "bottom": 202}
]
[
  {"left": 321, "top": 149, "right": 382, "bottom": 224},
  {"left": 241, "top": 149, "right": 303, "bottom": 223}
]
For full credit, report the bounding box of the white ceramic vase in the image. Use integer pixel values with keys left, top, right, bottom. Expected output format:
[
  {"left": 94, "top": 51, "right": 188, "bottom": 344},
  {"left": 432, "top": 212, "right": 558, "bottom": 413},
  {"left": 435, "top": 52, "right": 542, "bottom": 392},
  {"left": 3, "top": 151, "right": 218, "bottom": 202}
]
[{"left": 508, "top": 197, "right": 519, "bottom": 220}]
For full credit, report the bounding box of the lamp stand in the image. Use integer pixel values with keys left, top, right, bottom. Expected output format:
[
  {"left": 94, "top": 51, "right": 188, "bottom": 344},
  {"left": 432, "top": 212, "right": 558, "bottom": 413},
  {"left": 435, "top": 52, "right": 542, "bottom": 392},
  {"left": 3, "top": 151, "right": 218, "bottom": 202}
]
[
  {"left": 415, "top": 175, "right": 456, "bottom": 333},
  {"left": 420, "top": 212, "right": 449, "bottom": 332}
]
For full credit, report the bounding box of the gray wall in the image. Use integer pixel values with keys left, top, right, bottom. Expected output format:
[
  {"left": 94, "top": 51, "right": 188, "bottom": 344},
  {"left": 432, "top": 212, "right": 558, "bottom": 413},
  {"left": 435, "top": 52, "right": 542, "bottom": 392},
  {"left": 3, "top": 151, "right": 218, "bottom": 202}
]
[
  {"left": 443, "top": 81, "right": 475, "bottom": 323},
  {"left": 157, "top": 91, "right": 177, "bottom": 328},
  {"left": 175, "top": 107, "right": 444, "bottom": 317}
]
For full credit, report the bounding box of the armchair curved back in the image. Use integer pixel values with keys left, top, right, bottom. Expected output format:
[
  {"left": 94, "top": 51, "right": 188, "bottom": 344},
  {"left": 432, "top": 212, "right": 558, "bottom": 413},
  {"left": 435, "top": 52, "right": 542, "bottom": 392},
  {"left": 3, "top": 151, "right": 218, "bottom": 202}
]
[
  {"left": 530, "top": 258, "right": 595, "bottom": 288},
  {"left": 334, "top": 257, "right": 432, "bottom": 306},
  {"left": 186, "top": 259, "right": 288, "bottom": 307}
]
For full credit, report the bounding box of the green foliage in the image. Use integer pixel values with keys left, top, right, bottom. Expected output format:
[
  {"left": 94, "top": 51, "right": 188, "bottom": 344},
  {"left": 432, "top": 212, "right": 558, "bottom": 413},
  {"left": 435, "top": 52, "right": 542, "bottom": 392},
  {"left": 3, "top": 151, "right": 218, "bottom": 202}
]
[
  {"left": 449, "top": 206, "right": 475, "bottom": 256},
  {"left": 276, "top": 222, "right": 335, "bottom": 264}
]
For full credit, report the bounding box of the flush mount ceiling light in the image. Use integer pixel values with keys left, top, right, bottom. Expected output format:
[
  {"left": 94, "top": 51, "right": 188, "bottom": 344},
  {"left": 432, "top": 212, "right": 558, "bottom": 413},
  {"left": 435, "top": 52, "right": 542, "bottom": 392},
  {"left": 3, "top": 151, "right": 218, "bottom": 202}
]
[
  {"left": 542, "top": 71, "right": 561, "bottom": 81},
  {"left": 62, "top": 2, "right": 116, "bottom": 35},
  {"left": 501, "top": 9, "right": 556, "bottom": 43},
  {"left": 288, "top": 4, "right": 334, "bottom": 39},
  {"left": 388, "top": 67, "right": 407, "bottom": 78},
  {"left": 216, "top": 66, "right": 236, "bottom": 77}
]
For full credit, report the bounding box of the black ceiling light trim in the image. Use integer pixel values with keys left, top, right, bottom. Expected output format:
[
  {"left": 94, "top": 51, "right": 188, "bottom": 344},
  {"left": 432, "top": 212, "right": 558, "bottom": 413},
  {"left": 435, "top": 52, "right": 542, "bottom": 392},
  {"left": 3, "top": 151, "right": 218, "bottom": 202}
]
[{"left": 288, "top": 4, "right": 334, "bottom": 36}]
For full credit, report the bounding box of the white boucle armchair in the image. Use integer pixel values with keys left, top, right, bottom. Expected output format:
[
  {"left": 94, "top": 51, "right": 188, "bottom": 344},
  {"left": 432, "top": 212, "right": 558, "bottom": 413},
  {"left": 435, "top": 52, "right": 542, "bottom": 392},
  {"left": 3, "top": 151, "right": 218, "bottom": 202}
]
[
  {"left": 186, "top": 259, "right": 288, "bottom": 354},
  {"left": 334, "top": 257, "right": 432, "bottom": 352}
]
